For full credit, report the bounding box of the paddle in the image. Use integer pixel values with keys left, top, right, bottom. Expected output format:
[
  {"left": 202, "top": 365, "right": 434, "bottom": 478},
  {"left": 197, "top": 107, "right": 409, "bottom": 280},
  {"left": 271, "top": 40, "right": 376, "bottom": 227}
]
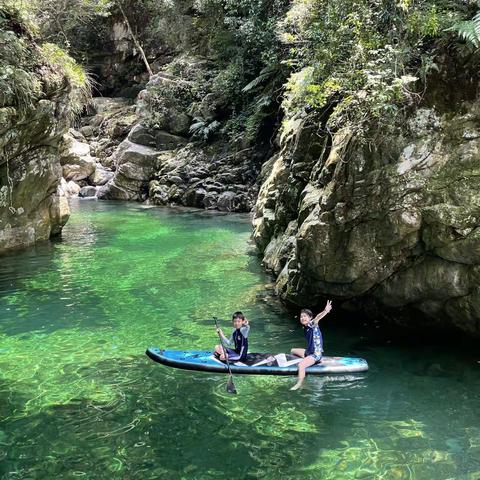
[{"left": 214, "top": 317, "right": 237, "bottom": 394}]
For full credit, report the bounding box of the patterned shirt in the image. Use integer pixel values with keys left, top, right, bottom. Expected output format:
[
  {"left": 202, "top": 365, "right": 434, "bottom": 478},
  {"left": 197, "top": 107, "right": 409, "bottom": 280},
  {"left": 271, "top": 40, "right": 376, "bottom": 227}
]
[{"left": 304, "top": 321, "right": 323, "bottom": 357}]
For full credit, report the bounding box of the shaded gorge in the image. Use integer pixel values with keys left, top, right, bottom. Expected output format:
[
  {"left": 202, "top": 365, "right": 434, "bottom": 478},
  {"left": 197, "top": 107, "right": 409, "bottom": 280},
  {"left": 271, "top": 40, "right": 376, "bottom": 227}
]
[{"left": 0, "top": 200, "right": 479, "bottom": 479}]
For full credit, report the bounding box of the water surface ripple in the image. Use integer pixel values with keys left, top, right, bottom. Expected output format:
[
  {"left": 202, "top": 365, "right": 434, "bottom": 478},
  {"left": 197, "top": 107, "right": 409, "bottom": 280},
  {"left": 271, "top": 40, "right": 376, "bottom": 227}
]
[{"left": 0, "top": 200, "right": 478, "bottom": 479}]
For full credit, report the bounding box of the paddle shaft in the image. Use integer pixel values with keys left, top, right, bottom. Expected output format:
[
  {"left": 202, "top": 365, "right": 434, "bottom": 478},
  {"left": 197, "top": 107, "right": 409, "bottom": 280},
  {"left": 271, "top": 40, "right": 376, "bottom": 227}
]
[{"left": 214, "top": 318, "right": 236, "bottom": 392}]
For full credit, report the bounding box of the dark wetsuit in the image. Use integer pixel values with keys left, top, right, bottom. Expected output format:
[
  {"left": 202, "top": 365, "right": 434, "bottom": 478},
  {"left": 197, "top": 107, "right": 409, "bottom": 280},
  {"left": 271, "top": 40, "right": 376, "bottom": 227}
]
[
  {"left": 304, "top": 320, "right": 323, "bottom": 363},
  {"left": 224, "top": 325, "right": 250, "bottom": 362}
]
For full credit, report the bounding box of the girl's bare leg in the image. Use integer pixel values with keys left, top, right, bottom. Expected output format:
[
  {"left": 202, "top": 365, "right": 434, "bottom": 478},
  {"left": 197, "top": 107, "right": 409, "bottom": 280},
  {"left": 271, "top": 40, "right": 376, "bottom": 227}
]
[
  {"left": 290, "top": 356, "right": 316, "bottom": 391},
  {"left": 290, "top": 348, "right": 306, "bottom": 358}
]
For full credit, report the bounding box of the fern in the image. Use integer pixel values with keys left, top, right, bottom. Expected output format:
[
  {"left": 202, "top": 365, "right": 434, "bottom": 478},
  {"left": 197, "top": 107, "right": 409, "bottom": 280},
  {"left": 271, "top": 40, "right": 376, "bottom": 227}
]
[
  {"left": 241, "top": 64, "right": 279, "bottom": 93},
  {"left": 189, "top": 117, "right": 221, "bottom": 142},
  {"left": 450, "top": 12, "right": 480, "bottom": 48}
]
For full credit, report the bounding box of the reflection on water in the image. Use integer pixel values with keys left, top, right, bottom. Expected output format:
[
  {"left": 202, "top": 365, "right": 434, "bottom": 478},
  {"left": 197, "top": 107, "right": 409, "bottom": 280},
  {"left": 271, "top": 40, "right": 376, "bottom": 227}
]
[{"left": 0, "top": 200, "right": 479, "bottom": 479}]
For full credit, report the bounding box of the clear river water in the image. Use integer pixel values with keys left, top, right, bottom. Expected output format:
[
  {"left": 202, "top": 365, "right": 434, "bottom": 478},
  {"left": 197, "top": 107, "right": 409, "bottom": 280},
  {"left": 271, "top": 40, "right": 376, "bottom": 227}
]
[{"left": 0, "top": 200, "right": 478, "bottom": 479}]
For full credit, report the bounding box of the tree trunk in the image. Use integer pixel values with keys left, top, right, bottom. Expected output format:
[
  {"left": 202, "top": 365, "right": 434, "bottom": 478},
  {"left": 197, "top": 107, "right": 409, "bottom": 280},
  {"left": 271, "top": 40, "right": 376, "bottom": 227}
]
[{"left": 116, "top": 1, "right": 153, "bottom": 77}]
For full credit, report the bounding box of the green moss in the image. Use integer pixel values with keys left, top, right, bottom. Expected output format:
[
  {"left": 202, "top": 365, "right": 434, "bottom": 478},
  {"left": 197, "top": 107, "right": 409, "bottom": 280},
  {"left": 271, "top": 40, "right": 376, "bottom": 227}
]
[
  {"left": 0, "top": 7, "right": 42, "bottom": 113},
  {"left": 40, "top": 42, "right": 91, "bottom": 113},
  {"left": 40, "top": 43, "right": 88, "bottom": 88},
  {"left": 0, "top": 4, "right": 90, "bottom": 116}
]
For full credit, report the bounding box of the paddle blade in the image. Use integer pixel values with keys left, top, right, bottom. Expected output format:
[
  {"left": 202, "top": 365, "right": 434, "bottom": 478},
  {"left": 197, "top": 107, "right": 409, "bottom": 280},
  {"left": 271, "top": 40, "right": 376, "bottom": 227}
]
[{"left": 226, "top": 375, "right": 237, "bottom": 394}]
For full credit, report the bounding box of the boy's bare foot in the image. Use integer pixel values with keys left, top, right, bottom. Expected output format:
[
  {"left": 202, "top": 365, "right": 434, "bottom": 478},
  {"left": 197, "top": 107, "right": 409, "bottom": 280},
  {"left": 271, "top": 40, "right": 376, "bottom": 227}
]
[{"left": 290, "top": 381, "right": 303, "bottom": 391}]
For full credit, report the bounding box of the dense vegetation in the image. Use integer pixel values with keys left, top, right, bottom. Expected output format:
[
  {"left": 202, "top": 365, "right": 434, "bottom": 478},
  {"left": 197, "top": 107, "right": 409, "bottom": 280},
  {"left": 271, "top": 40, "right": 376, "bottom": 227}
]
[
  {"left": 280, "top": 0, "right": 480, "bottom": 143},
  {"left": 0, "top": 2, "right": 89, "bottom": 118},
  {"left": 3, "top": 0, "right": 480, "bottom": 146}
]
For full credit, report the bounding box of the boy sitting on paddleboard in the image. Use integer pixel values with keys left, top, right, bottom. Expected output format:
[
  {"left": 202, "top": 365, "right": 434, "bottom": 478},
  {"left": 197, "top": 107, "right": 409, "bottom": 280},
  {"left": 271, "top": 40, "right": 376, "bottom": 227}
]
[
  {"left": 215, "top": 312, "right": 250, "bottom": 362},
  {"left": 290, "top": 300, "right": 333, "bottom": 390}
]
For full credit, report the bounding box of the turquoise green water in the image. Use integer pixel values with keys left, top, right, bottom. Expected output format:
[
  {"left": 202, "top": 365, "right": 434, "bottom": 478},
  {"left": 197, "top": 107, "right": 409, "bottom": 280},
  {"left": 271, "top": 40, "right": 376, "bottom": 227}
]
[{"left": 0, "top": 200, "right": 479, "bottom": 479}]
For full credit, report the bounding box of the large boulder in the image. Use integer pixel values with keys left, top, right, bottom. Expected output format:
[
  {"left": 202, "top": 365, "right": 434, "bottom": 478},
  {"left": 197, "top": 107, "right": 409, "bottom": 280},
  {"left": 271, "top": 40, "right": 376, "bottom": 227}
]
[
  {"left": 91, "top": 97, "right": 133, "bottom": 115},
  {"left": 87, "top": 97, "right": 137, "bottom": 140},
  {"left": 97, "top": 140, "right": 163, "bottom": 200},
  {"left": 0, "top": 113, "right": 70, "bottom": 250},
  {"left": 136, "top": 56, "right": 215, "bottom": 137},
  {"left": 128, "top": 123, "right": 187, "bottom": 150},
  {"left": 137, "top": 73, "right": 191, "bottom": 136},
  {"left": 60, "top": 178, "right": 81, "bottom": 198},
  {"left": 88, "top": 163, "right": 114, "bottom": 186},
  {"left": 79, "top": 186, "right": 98, "bottom": 198},
  {"left": 60, "top": 135, "right": 96, "bottom": 181},
  {"left": 253, "top": 105, "right": 480, "bottom": 336}
]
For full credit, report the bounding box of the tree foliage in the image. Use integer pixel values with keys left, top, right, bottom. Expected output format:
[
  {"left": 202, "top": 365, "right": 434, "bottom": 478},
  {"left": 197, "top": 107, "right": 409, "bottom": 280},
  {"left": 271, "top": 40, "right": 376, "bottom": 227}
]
[
  {"left": 0, "top": 3, "right": 89, "bottom": 115},
  {"left": 5, "top": 0, "right": 480, "bottom": 146},
  {"left": 450, "top": 10, "right": 480, "bottom": 48},
  {"left": 278, "top": 0, "right": 476, "bottom": 141}
]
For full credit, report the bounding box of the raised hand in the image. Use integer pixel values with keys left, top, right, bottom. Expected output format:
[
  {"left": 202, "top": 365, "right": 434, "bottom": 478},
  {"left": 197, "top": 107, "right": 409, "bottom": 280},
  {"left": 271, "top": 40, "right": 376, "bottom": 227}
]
[{"left": 324, "top": 300, "right": 333, "bottom": 314}]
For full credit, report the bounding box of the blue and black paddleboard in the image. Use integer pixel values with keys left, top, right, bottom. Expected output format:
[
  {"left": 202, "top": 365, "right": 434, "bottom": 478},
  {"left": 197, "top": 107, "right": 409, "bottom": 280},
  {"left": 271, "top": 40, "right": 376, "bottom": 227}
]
[{"left": 146, "top": 348, "right": 368, "bottom": 375}]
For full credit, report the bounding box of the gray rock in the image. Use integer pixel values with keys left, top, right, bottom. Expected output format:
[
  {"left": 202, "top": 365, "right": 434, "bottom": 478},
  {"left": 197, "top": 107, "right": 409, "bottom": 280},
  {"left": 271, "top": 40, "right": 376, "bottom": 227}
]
[
  {"left": 63, "top": 137, "right": 90, "bottom": 158},
  {"left": 138, "top": 140, "right": 258, "bottom": 212},
  {"left": 80, "top": 125, "right": 95, "bottom": 138},
  {"left": 91, "top": 97, "right": 133, "bottom": 114},
  {"left": 149, "top": 181, "right": 170, "bottom": 205},
  {"left": 60, "top": 136, "right": 96, "bottom": 181},
  {"left": 61, "top": 179, "right": 81, "bottom": 197},
  {"left": 128, "top": 124, "right": 157, "bottom": 147},
  {"left": 62, "top": 155, "right": 96, "bottom": 182},
  {"left": 79, "top": 186, "right": 98, "bottom": 198},
  {"left": 137, "top": 73, "right": 191, "bottom": 136},
  {"left": 155, "top": 130, "right": 187, "bottom": 150},
  {"left": 69, "top": 128, "right": 85, "bottom": 141},
  {"left": 97, "top": 140, "right": 162, "bottom": 200},
  {"left": 128, "top": 124, "right": 187, "bottom": 150},
  {"left": 88, "top": 163, "right": 114, "bottom": 186},
  {"left": 217, "top": 191, "right": 236, "bottom": 212},
  {"left": 0, "top": 92, "right": 70, "bottom": 252},
  {"left": 203, "top": 192, "right": 219, "bottom": 209},
  {"left": 184, "top": 187, "right": 207, "bottom": 208},
  {"left": 253, "top": 107, "right": 480, "bottom": 335},
  {"left": 167, "top": 175, "right": 184, "bottom": 185}
]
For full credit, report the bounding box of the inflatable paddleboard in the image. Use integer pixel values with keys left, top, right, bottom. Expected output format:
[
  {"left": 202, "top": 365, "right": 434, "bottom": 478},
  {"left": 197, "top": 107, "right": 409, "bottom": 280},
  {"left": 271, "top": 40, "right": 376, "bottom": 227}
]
[{"left": 146, "top": 348, "right": 368, "bottom": 375}]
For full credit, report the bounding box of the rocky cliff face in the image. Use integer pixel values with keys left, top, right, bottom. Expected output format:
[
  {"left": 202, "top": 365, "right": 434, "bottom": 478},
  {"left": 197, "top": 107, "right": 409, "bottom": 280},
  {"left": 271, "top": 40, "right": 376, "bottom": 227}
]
[
  {"left": 0, "top": 102, "right": 70, "bottom": 252},
  {"left": 0, "top": 8, "right": 74, "bottom": 254},
  {"left": 253, "top": 104, "right": 480, "bottom": 336}
]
